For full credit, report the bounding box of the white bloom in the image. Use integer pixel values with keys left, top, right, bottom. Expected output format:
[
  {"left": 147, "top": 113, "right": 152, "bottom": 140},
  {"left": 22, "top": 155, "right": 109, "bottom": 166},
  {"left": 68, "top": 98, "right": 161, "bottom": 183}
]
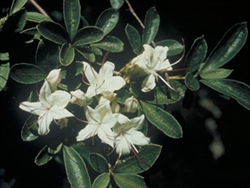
[
  {"left": 82, "top": 61, "right": 126, "bottom": 97},
  {"left": 122, "top": 96, "right": 139, "bottom": 113},
  {"left": 113, "top": 114, "right": 149, "bottom": 156},
  {"left": 70, "top": 89, "right": 86, "bottom": 107},
  {"left": 46, "top": 69, "right": 62, "bottom": 92},
  {"left": 19, "top": 81, "right": 73, "bottom": 135},
  {"left": 76, "top": 102, "right": 119, "bottom": 147},
  {"left": 131, "top": 44, "right": 172, "bottom": 92}
]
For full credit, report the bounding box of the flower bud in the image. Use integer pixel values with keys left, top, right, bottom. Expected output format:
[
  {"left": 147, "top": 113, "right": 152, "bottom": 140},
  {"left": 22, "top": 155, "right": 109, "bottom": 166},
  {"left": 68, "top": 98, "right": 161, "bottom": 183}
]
[
  {"left": 46, "top": 69, "right": 62, "bottom": 92},
  {"left": 70, "top": 89, "right": 86, "bottom": 107},
  {"left": 122, "top": 96, "right": 138, "bottom": 113}
]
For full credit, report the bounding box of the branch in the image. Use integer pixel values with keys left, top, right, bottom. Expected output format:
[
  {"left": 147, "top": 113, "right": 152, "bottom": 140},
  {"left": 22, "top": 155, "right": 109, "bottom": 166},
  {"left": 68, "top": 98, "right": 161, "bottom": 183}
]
[{"left": 29, "top": 0, "right": 50, "bottom": 17}]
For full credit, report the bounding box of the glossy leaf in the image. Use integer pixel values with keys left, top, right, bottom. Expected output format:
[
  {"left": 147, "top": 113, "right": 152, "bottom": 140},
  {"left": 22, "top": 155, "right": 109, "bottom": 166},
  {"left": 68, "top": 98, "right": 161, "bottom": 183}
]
[
  {"left": 63, "top": 145, "right": 91, "bottom": 188},
  {"left": 200, "top": 79, "right": 250, "bottom": 110},
  {"left": 95, "top": 8, "right": 119, "bottom": 35},
  {"left": 34, "top": 145, "right": 53, "bottom": 166},
  {"left": 115, "top": 144, "right": 162, "bottom": 173},
  {"left": 9, "top": 0, "right": 27, "bottom": 15},
  {"left": 10, "top": 63, "right": 46, "bottom": 84},
  {"left": 113, "top": 173, "right": 147, "bottom": 188},
  {"left": 73, "top": 26, "right": 104, "bottom": 46},
  {"left": 8, "top": 9, "right": 27, "bottom": 33},
  {"left": 37, "top": 21, "right": 70, "bottom": 45},
  {"left": 63, "top": 0, "right": 80, "bottom": 40},
  {"left": 125, "top": 24, "right": 141, "bottom": 54},
  {"left": 75, "top": 47, "right": 95, "bottom": 62},
  {"left": 200, "top": 68, "right": 233, "bottom": 79},
  {"left": 141, "top": 101, "right": 183, "bottom": 138},
  {"left": 90, "top": 153, "right": 109, "bottom": 173},
  {"left": 201, "top": 22, "right": 248, "bottom": 72},
  {"left": 91, "top": 46, "right": 103, "bottom": 56},
  {"left": 0, "top": 52, "right": 10, "bottom": 91},
  {"left": 156, "top": 39, "right": 184, "bottom": 56},
  {"left": 91, "top": 36, "right": 124, "bottom": 52},
  {"left": 110, "top": 0, "right": 124, "bottom": 9},
  {"left": 21, "top": 115, "right": 38, "bottom": 142},
  {"left": 92, "top": 173, "right": 110, "bottom": 188},
  {"left": 142, "top": 7, "right": 160, "bottom": 45},
  {"left": 185, "top": 72, "right": 200, "bottom": 91},
  {"left": 59, "top": 43, "right": 75, "bottom": 66},
  {"left": 26, "top": 12, "right": 51, "bottom": 23},
  {"left": 185, "top": 36, "right": 207, "bottom": 74}
]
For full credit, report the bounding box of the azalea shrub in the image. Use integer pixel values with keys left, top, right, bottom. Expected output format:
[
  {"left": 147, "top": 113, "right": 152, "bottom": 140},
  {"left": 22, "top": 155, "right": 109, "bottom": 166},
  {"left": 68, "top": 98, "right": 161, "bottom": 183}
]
[{"left": 0, "top": 0, "right": 249, "bottom": 188}]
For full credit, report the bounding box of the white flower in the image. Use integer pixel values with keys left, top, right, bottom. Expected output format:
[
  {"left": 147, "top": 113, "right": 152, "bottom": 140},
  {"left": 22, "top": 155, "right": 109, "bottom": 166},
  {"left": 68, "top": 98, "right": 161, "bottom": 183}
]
[
  {"left": 121, "top": 96, "right": 139, "bottom": 113},
  {"left": 19, "top": 81, "right": 73, "bottom": 135},
  {"left": 82, "top": 61, "right": 126, "bottom": 97},
  {"left": 76, "top": 102, "right": 119, "bottom": 147},
  {"left": 131, "top": 44, "right": 172, "bottom": 92},
  {"left": 113, "top": 114, "right": 149, "bottom": 156},
  {"left": 70, "top": 89, "right": 86, "bottom": 107},
  {"left": 46, "top": 69, "right": 62, "bottom": 92}
]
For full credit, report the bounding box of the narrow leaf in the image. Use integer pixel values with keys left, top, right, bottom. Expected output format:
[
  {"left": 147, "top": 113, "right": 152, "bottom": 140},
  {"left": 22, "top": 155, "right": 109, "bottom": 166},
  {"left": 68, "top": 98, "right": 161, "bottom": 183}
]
[
  {"left": 37, "top": 21, "right": 70, "bottom": 45},
  {"left": 185, "top": 36, "right": 207, "bottom": 74},
  {"left": 90, "top": 153, "right": 109, "bottom": 173},
  {"left": 185, "top": 72, "right": 200, "bottom": 91},
  {"left": 125, "top": 24, "right": 141, "bottom": 54},
  {"left": 141, "top": 101, "right": 183, "bottom": 138},
  {"left": 142, "top": 7, "right": 160, "bottom": 45},
  {"left": 200, "top": 68, "right": 233, "bottom": 79},
  {"left": 110, "top": 0, "right": 124, "bottom": 9},
  {"left": 92, "top": 173, "right": 110, "bottom": 188},
  {"left": 73, "top": 26, "right": 104, "bottom": 46},
  {"left": 202, "top": 22, "right": 248, "bottom": 71},
  {"left": 200, "top": 79, "right": 250, "bottom": 110},
  {"left": 26, "top": 12, "right": 51, "bottom": 23},
  {"left": 59, "top": 43, "right": 75, "bottom": 66},
  {"left": 10, "top": 63, "right": 46, "bottom": 84},
  {"left": 21, "top": 115, "right": 38, "bottom": 142},
  {"left": 63, "top": 0, "right": 80, "bottom": 40},
  {"left": 115, "top": 144, "right": 162, "bottom": 173},
  {"left": 95, "top": 8, "right": 119, "bottom": 35},
  {"left": 34, "top": 145, "right": 53, "bottom": 166},
  {"left": 91, "top": 36, "right": 124, "bottom": 52},
  {"left": 0, "top": 53, "right": 10, "bottom": 90},
  {"left": 156, "top": 39, "right": 184, "bottom": 56},
  {"left": 9, "top": 0, "right": 27, "bottom": 15},
  {"left": 63, "top": 145, "right": 91, "bottom": 188},
  {"left": 113, "top": 173, "right": 147, "bottom": 188}
]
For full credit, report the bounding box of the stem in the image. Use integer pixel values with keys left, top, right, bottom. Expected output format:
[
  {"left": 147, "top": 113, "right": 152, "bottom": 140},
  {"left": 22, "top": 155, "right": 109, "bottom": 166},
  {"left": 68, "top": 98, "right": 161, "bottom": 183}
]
[
  {"left": 29, "top": 0, "right": 50, "bottom": 17},
  {"left": 125, "top": 0, "right": 156, "bottom": 47}
]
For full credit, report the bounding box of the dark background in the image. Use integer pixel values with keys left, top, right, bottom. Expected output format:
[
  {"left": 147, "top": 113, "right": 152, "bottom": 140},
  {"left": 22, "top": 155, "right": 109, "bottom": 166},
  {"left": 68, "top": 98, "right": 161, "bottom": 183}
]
[{"left": 0, "top": 1, "right": 249, "bottom": 187}]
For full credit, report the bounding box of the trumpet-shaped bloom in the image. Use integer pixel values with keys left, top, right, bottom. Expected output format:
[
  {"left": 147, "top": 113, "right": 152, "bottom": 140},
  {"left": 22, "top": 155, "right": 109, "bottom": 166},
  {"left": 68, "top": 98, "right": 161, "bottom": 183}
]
[
  {"left": 19, "top": 81, "right": 73, "bottom": 135},
  {"left": 82, "top": 61, "right": 126, "bottom": 97},
  {"left": 113, "top": 114, "right": 149, "bottom": 156},
  {"left": 131, "top": 44, "right": 172, "bottom": 92},
  {"left": 76, "top": 102, "right": 119, "bottom": 147}
]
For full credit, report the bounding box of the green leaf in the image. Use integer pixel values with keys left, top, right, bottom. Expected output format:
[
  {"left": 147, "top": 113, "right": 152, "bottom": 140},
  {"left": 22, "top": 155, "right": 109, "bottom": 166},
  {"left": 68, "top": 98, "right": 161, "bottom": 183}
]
[
  {"left": 110, "top": 0, "right": 124, "bottom": 9},
  {"left": 91, "top": 46, "right": 103, "bottom": 56},
  {"left": 116, "top": 90, "right": 132, "bottom": 104},
  {"left": 95, "top": 8, "right": 119, "bottom": 35},
  {"left": 26, "top": 12, "right": 51, "bottom": 23},
  {"left": 201, "top": 22, "right": 248, "bottom": 72},
  {"left": 200, "top": 68, "right": 233, "bottom": 79},
  {"left": 185, "top": 36, "right": 207, "bottom": 74},
  {"left": 9, "top": 0, "right": 27, "bottom": 15},
  {"left": 156, "top": 39, "right": 184, "bottom": 56},
  {"left": 113, "top": 173, "right": 147, "bottom": 188},
  {"left": 90, "top": 153, "right": 109, "bottom": 173},
  {"left": 63, "top": 145, "right": 91, "bottom": 188},
  {"left": 185, "top": 72, "right": 200, "bottom": 91},
  {"left": 37, "top": 21, "right": 70, "bottom": 45},
  {"left": 200, "top": 79, "right": 250, "bottom": 110},
  {"left": 0, "top": 53, "right": 10, "bottom": 91},
  {"left": 75, "top": 47, "right": 95, "bottom": 62},
  {"left": 34, "top": 145, "right": 53, "bottom": 166},
  {"left": 11, "top": 9, "right": 27, "bottom": 33},
  {"left": 142, "top": 7, "right": 160, "bottom": 45},
  {"left": 63, "top": 0, "right": 80, "bottom": 40},
  {"left": 73, "top": 26, "right": 104, "bottom": 46},
  {"left": 115, "top": 144, "right": 162, "bottom": 173},
  {"left": 125, "top": 24, "right": 141, "bottom": 55},
  {"left": 141, "top": 101, "right": 183, "bottom": 138},
  {"left": 92, "top": 173, "right": 110, "bottom": 188},
  {"left": 10, "top": 63, "right": 46, "bottom": 84},
  {"left": 91, "top": 36, "right": 124, "bottom": 52},
  {"left": 59, "top": 43, "right": 75, "bottom": 66},
  {"left": 21, "top": 115, "right": 38, "bottom": 142}
]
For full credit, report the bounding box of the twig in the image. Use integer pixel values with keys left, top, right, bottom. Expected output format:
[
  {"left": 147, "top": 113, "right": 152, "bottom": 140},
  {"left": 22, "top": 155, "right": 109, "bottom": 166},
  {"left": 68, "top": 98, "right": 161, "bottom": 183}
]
[
  {"left": 125, "top": 0, "right": 156, "bottom": 47},
  {"left": 29, "top": 0, "right": 50, "bottom": 17}
]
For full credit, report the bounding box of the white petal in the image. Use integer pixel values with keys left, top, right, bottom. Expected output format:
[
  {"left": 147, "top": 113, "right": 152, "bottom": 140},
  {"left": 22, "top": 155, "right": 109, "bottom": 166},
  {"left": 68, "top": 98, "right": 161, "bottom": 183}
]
[
  {"left": 85, "top": 85, "right": 97, "bottom": 97},
  {"left": 39, "top": 81, "right": 52, "bottom": 108},
  {"left": 50, "top": 108, "right": 73, "bottom": 120},
  {"left": 95, "top": 102, "right": 112, "bottom": 121},
  {"left": 130, "top": 115, "right": 145, "bottom": 130},
  {"left": 129, "top": 130, "right": 150, "bottom": 146},
  {"left": 141, "top": 74, "right": 156, "bottom": 92},
  {"left": 46, "top": 69, "right": 62, "bottom": 91},
  {"left": 115, "top": 136, "right": 131, "bottom": 155},
  {"left": 19, "top": 101, "right": 46, "bottom": 116},
  {"left": 50, "top": 90, "right": 71, "bottom": 108},
  {"left": 86, "top": 106, "right": 100, "bottom": 123},
  {"left": 99, "top": 61, "right": 114, "bottom": 80},
  {"left": 37, "top": 111, "right": 53, "bottom": 135},
  {"left": 82, "top": 61, "right": 101, "bottom": 86},
  {"left": 76, "top": 123, "right": 97, "bottom": 141},
  {"left": 153, "top": 46, "right": 168, "bottom": 64},
  {"left": 98, "top": 126, "right": 114, "bottom": 147},
  {"left": 102, "top": 76, "right": 125, "bottom": 92}
]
